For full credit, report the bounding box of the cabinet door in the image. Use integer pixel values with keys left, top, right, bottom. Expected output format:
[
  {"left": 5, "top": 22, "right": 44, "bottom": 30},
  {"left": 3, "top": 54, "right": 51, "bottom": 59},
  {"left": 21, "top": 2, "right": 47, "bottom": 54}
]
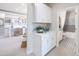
[
  {"left": 33, "top": 34, "right": 41, "bottom": 56},
  {"left": 48, "top": 34, "right": 53, "bottom": 51},
  {"left": 42, "top": 36, "right": 48, "bottom": 55},
  {"left": 48, "top": 32, "right": 56, "bottom": 51},
  {"left": 35, "top": 3, "right": 52, "bottom": 22}
]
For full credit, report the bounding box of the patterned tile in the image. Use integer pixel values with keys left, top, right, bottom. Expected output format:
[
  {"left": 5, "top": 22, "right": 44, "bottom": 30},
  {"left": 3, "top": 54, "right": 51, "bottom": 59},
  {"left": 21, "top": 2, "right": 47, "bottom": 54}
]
[{"left": 47, "top": 32, "right": 76, "bottom": 56}]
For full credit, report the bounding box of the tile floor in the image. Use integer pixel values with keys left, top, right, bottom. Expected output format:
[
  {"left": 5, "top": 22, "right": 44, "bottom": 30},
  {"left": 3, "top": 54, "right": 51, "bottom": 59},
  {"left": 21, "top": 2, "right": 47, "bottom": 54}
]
[{"left": 47, "top": 32, "right": 76, "bottom": 56}]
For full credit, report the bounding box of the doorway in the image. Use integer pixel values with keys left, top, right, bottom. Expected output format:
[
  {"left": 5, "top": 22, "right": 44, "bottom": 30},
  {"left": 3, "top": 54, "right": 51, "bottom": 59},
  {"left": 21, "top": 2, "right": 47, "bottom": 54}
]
[{"left": 56, "top": 6, "right": 78, "bottom": 55}]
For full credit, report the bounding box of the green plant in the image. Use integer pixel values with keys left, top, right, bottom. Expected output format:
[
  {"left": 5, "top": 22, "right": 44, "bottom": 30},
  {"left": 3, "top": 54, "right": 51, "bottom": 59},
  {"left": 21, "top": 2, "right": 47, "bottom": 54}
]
[{"left": 35, "top": 26, "right": 44, "bottom": 33}]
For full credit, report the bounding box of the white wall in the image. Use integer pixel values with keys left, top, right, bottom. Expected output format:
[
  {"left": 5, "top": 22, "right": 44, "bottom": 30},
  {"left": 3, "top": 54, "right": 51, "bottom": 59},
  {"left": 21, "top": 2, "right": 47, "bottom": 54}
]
[{"left": 27, "top": 3, "right": 35, "bottom": 55}]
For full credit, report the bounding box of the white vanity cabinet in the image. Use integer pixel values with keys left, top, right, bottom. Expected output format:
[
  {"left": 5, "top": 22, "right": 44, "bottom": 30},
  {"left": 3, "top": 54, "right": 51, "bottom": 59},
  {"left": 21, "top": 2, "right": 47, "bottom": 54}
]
[
  {"left": 33, "top": 33, "right": 48, "bottom": 56},
  {"left": 35, "top": 3, "right": 52, "bottom": 23},
  {"left": 33, "top": 31, "right": 56, "bottom": 56},
  {"left": 42, "top": 34, "right": 48, "bottom": 56},
  {"left": 32, "top": 34, "right": 41, "bottom": 56},
  {"left": 47, "top": 32, "right": 56, "bottom": 51}
]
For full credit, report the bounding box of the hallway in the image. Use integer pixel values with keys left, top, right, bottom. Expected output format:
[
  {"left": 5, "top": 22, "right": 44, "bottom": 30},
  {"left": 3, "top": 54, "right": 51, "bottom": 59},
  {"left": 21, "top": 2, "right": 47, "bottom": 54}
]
[{"left": 47, "top": 32, "right": 76, "bottom": 56}]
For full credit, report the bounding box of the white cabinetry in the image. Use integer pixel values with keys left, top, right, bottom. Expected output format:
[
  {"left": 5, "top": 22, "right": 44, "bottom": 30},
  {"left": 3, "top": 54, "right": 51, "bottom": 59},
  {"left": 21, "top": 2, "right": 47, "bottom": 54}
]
[
  {"left": 48, "top": 31, "right": 56, "bottom": 51},
  {"left": 33, "top": 31, "right": 56, "bottom": 56},
  {"left": 32, "top": 34, "right": 41, "bottom": 56},
  {"left": 33, "top": 33, "right": 48, "bottom": 56},
  {"left": 42, "top": 34, "right": 48, "bottom": 55},
  {"left": 35, "top": 3, "right": 52, "bottom": 23}
]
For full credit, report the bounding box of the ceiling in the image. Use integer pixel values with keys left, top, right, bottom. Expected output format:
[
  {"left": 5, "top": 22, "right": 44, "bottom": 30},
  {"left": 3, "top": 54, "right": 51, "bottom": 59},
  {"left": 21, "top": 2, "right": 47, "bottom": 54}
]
[{"left": 0, "top": 3, "right": 27, "bottom": 15}]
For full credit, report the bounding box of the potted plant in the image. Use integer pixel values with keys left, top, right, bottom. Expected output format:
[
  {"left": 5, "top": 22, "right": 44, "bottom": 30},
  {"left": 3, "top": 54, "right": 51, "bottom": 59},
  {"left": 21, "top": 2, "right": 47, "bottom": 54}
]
[{"left": 35, "top": 26, "right": 44, "bottom": 33}]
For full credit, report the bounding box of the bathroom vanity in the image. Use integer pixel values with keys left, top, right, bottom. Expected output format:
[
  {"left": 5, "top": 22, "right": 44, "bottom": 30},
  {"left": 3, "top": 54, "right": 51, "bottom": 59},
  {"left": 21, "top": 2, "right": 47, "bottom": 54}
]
[
  {"left": 32, "top": 3, "right": 56, "bottom": 56},
  {"left": 33, "top": 31, "right": 56, "bottom": 56}
]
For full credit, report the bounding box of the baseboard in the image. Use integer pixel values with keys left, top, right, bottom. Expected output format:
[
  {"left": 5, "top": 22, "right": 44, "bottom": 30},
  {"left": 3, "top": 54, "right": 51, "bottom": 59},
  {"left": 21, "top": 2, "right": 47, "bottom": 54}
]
[{"left": 44, "top": 44, "right": 56, "bottom": 56}]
